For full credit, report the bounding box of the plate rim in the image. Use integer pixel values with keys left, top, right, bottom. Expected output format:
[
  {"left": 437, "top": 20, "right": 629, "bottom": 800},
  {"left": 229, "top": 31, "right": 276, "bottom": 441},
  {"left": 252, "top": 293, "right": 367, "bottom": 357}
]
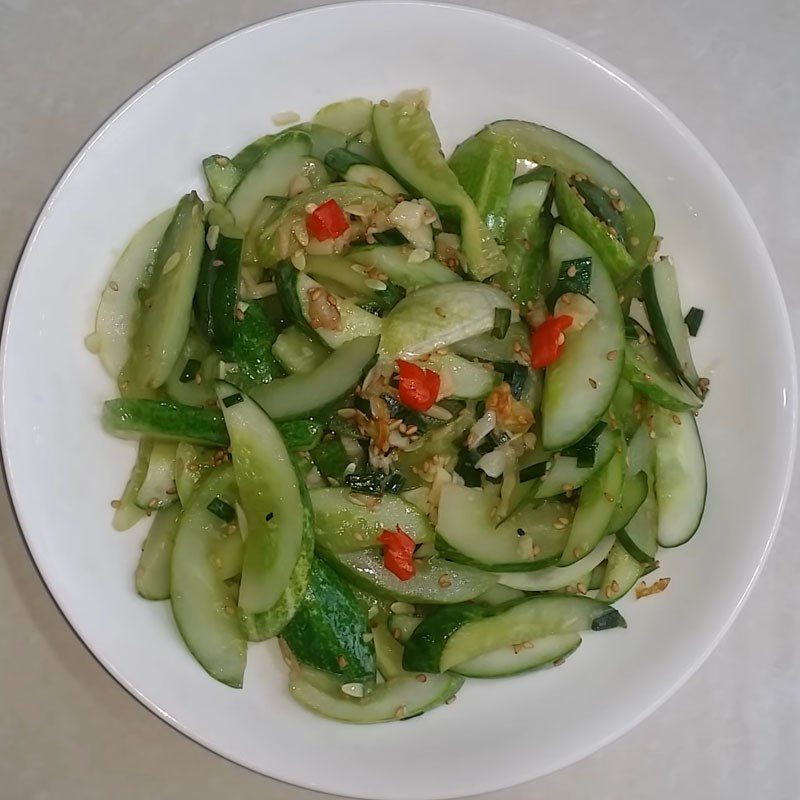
[{"left": 1, "top": 2, "right": 797, "bottom": 797}]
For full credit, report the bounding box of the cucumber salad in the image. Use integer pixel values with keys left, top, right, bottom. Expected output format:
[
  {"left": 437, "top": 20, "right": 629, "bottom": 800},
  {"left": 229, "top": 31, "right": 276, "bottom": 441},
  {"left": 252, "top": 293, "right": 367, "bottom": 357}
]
[{"left": 91, "top": 91, "right": 708, "bottom": 723}]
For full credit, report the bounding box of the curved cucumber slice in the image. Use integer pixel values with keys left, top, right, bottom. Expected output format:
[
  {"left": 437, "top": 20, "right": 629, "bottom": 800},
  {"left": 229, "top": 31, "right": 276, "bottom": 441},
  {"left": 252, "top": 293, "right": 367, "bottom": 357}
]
[
  {"left": 226, "top": 131, "right": 313, "bottom": 230},
  {"left": 313, "top": 97, "right": 373, "bottom": 137},
  {"left": 403, "top": 595, "right": 625, "bottom": 673},
  {"left": 607, "top": 470, "right": 648, "bottom": 534},
  {"left": 541, "top": 225, "right": 625, "bottom": 449},
  {"left": 170, "top": 464, "right": 247, "bottom": 687},
  {"left": 487, "top": 119, "right": 655, "bottom": 267},
  {"left": 272, "top": 325, "right": 329, "bottom": 374},
  {"left": 288, "top": 663, "right": 462, "bottom": 723},
  {"left": 122, "top": 193, "right": 205, "bottom": 391},
  {"left": 135, "top": 504, "right": 182, "bottom": 600},
  {"left": 616, "top": 424, "right": 658, "bottom": 561},
  {"left": 498, "top": 535, "right": 614, "bottom": 592},
  {"left": 93, "top": 208, "right": 173, "bottom": 379},
  {"left": 436, "top": 484, "right": 572, "bottom": 571},
  {"left": 653, "top": 407, "right": 706, "bottom": 547},
  {"left": 165, "top": 329, "right": 219, "bottom": 408},
  {"left": 202, "top": 155, "right": 243, "bottom": 204},
  {"left": 454, "top": 632, "right": 581, "bottom": 678},
  {"left": 474, "top": 583, "right": 526, "bottom": 606},
  {"left": 599, "top": 540, "right": 646, "bottom": 603},
  {"left": 112, "top": 441, "right": 152, "bottom": 531},
  {"left": 372, "top": 101, "right": 506, "bottom": 279},
  {"left": 372, "top": 611, "right": 407, "bottom": 680},
  {"left": 453, "top": 321, "right": 530, "bottom": 363},
  {"left": 322, "top": 548, "right": 496, "bottom": 604},
  {"left": 216, "top": 384, "right": 314, "bottom": 640},
  {"left": 642, "top": 258, "right": 702, "bottom": 396},
  {"left": 311, "top": 488, "right": 434, "bottom": 552},
  {"left": 135, "top": 441, "right": 177, "bottom": 510},
  {"left": 425, "top": 352, "right": 499, "bottom": 399},
  {"left": 251, "top": 335, "right": 378, "bottom": 421},
  {"left": 344, "top": 164, "right": 407, "bottom": 197},
  {"left": 349, "top": 246, "right": 460, "bottom": 291},
  {"left": 380, "top": 282, "right": 517, "bottom": 358},
  {"left": 387, "top": 613, "right": 421, "bottom": 644}
]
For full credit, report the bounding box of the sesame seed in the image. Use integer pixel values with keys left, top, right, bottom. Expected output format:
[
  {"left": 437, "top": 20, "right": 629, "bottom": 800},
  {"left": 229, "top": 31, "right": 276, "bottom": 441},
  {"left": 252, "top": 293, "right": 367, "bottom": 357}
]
[
  {"left": 558, "top": 517, "right": 570, "bottom": 525},
  {"left": 610, "top": 580, "right": 620, "bottom": 592},
  {"left": 416, "top": 674, "right": 427, "bottom": 683},
  {"left": 337, "top": 655, "right": 348, "bottom": 668},
  {"left": 553, "top": 658, "right": 566, "bottom": 667},
  {"left": 606, "top": 350, "right": 618, "bottom": 361},
  {"left": 604, "top": 492, "right": 615, "bottom": 502},
  {"left": 588, "top": 378, "right": 598, "bottom": 389},
  {"left": 672, "top": 414, "right": 682, "bottom": 425},
  {"left": 194, "top": 373, "right": 202, "bottom": 385},
  {"left": 630, "top": 236, "right": 640, "bottom": 247},
  {"left": 110, "top": 499, "right": 121, "bottom": 509},
  {"left": 362, "top": 633, "right": 374, "bottom": 643},
  {"left": 643, "top": 373, "right": 653, "bottom": 382},
  {"left": 532, "top": 544, "right": 541, "bottom": 557},
  {"left": 108, "top": 280, "right": 119, "bottom": 291},
  {"left": 212, "top": 259, "right": 223, "bottom": 267},
  {"left": 573, "top": 547, "right": 581, "bottom": 558},
  {"left": 566, "top": 265, "right": 577, "bottom": 278},
  {"left": 214, "top": 156, "right": 229, "bottom": 166},
  {"left": 638, "top": 334, "right": 647, "bottom": 344},
  {"left": 522, "top": 641, "right": 534, "bottom": 649},
  {"left": 649, "top": 429, "right": 656, "bottom": 439},
  {"left": 604, "top": 585, "right": 613, "bottom": 598},
  {"left": 434, "top": 306, "right": 447, "bottom": 318},
  {"left": 438, "top": 574, "right": 452, "bottom": 588},
  {"left": 147, "top": 498, "right": 159, "bottom": 509},
  {"left": 577, "top": 582, "right": 587, "bottom": 595},
  {"left": 609, "top": 188, "right": 620, "bottom": 198},
  {"left": 553, "top": 521, "right": 565, "bottom": 530},
  {"left": 445, "top": 695, "right": 457, "bottom": 705},
  {"left": 394, "top": 705, "right": 407, "bottom": 719},
  {"left": 390, "top": 601, "right": 415, "bottom": 615}
]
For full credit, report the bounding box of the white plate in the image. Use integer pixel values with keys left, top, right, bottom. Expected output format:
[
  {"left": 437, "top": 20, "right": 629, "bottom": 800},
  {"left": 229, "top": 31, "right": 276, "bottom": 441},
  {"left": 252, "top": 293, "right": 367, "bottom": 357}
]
[{"left": 1, "top": 3, "right": 795, "bottom": 798}]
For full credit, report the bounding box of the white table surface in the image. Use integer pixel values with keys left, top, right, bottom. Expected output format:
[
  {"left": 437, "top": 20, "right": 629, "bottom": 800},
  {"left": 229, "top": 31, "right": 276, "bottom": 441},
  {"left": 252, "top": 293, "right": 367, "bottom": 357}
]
[{"left": 1, "top": 1, "right": 799, "bottom": 797}]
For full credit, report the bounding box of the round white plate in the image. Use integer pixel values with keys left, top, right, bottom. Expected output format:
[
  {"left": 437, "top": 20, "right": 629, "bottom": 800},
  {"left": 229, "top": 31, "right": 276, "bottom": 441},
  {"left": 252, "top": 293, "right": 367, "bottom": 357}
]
[{"left": 1, "top": 3, "right": 795, "bottom": 798}]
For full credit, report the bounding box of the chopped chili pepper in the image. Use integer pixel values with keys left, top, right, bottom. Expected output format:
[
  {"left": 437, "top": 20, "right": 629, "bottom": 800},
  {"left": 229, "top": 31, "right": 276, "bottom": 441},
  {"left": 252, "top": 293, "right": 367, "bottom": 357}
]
[
  {"left": 530, "top": 314, "right": 573, "bottom": 369},
  {"left": 378, "top": 525, "right": 416, "bottom": 581},
  {"left": 307, "top": 199, "right": 349, "bottom": 241},
  {"left": 396, "top": 360, "right": 441, "bottom": 412}
]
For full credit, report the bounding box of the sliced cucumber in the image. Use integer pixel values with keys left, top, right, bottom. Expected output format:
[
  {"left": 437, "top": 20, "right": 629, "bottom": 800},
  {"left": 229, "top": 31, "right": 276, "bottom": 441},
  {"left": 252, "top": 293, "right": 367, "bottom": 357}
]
[
  {"left": 372, "top": 611, "right": 406, "bottom": 680},
  {"left": 282, "top": 558, "right": 375, "bottom": 682},
  {"left": 599, "top": 540, "right": 646, "bottom": 603},
  {"left": 348, "top": 245, "right": 460, "bottom": 291},
  {"left": 452, "top": 321, "right": 530, "bottom": 363},
  {"left": 218, "top": 304, "right": 284, "bottom": 392},
  {"left": 231, "top": 133, "right": 275, "bottom": 173},
  {"left": 202, "top": 155, "right": 243, "bottom": 204},
  {"left": 250, "top": 335, "right": 378, "bottom": 420},
  {"left": 312, "top": 488, "right": 434, "bottom": 552},
  {"left": 403, "top": 595, "right": 625, "bottom": 673},
  {"left": 653, "top": 407, "right": 706, "bottom": 547},
  {"left": 380, "top": 282, "right": 517, "bottom": 358},
  {"left": 289, "top": 123, "right": 348, "bottom": 160},
  {"left": 344, "top": 164, "right": 407, "bottom": 197},
  {"left": 272, "top": 325, "right": 329, "bottom": 374},
  {"left": 387, "top": 613, "right": 421, "bottom": 644},
  {"left": 641, "top": 258, "right": 702, "bottom": 396},
  {"left": 498, "top": 535, "right": 614, "bottom": 592},
  {"left": 216, "top": 384, "right": 314, "bottom": 640},
  {"left": 135, "top": 441, "right": 177, "bottom": 510},
  {"left": 610, "top": 376, "right": 640, "bottom": 439},
  {"left": 372, "top": 101, "right": 506, "bottom": 279},
  {"left": 424, "top": 352, "right": 499, "bottom": 400},
  {"left": 242, "top": 196, "right": 285, "bottom": 267},
  {"left": 623, "top": 322, "right": 702, "bottom": 411},
  {"left": 122, "top": 193, "right": 205, "bottom": 391},
  {"left": 454, "top": 632, "right": 581, "bottom": 678},
  {"left": 449, "top": 129, "right": 516, "bottom": 240},
  {"left": 616, "top": 424, "right": 658, "bottom": 562},
  {"left": 212, "top": 525, "right": 244, "bottom": 581},
  {"left": 607, "top": 470, "right": 648, "bottom": 534},
  {"left": 135, "top": 504, "right": 182, "bottom": 600},
  {"left": 487, "top": 119, "right": 655, "bottom": 267},
  {"left": 226, "top": 131, "right": 313, "bottom": 230},
  {"left": 322, "top": 548, "right": 496, "bottom": 604},
  {"left": 436, "top": 484, "right": 572, "bottom": 571},
  {"left": 474, "top": 583, "right": 526, "bottom": 606},
  {"left": 541, "top": 225, "right": 625, "bottom": 449},
  {"left": 313, "top": 97, "right": 373, "bottom": 137},
  {"left": 93, "top": 208, "right": 173, "bottom": 379},
  {"left": 164, "top": 329, "right": 219, "bottom": 408},
  {"left": 288, "top": 662, "right": 462, "bottom": 723},
  {"left": 170, "top": 464, "right": 247, "bottom": 687},
  {"left": 112, "top": 440, "right": 152, "bottom": 531}
]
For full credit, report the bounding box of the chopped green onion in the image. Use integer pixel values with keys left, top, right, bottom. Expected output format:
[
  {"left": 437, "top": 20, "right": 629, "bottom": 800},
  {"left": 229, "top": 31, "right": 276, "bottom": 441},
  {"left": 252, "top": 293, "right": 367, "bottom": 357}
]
[
  {"left": 494, "top": 361, "right": 528, "bottom": 400},
  {"left": 548, "top": 257, "right": 592, "bottom": 309},
  {"left": 561, "top": 421, "right": 607, "bottom": 467},
  {"left": 456, "top": 450, "right": 482, "bottom": 487},
  {"left": 519, "top": 461, "right": 548, "bottom": 483},
  {"left": 222, "top": 392, "right": 243, "bottom": 408},
  {"left": 624, "top": 317, "right": 640, "bottom": 340},
  {"left": 383, "top": 472, "right": 406, "bottom": 494},
  {"left": 684, "top": 307, "right": 704, "bottom": 337},
  {"left": 492, "top": 308, "right": 511, "bottom": 339},
  {"left": 179, "top": 358, "right": 201, "bottom": 383},
  {"left": 207, "top": 497, "right": 236, "bottom": 522}
]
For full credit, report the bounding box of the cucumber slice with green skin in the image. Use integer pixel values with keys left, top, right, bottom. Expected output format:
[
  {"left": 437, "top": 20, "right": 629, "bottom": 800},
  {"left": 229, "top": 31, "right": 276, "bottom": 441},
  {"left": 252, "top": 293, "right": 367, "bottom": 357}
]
[
  {"left": 216, "top": 384, "right": 315, "bottom": 640},
  {"left": 474, "top": 583, "right": 526, "bottom": 606},
  {"left": 453, "top": 632, "right": 582, "bottom": 678},
  {"left": 135, "top": 504, "right": 182, "bottom": 600},
  {"left": 250, "top": 335, "right": 379, "bottom": 421},
  {"left": 616, "top": 424, "right": 658, "bottom": 561},
  {"left": 255, "top": 183, "right": 395, "bottom": 268},
  {"left": 559, "top": 445, "right": 625, "bottom": 565},
  {"left": 380, "top": 282, "right": 517, "bottom": 359},
  {"left": 403, "top": 595, "right": 625, "bottom": 673},
  {"left": 436, "top": 484, "right": 572, "bottom": 571},
  {"left": 610, "top": 376, "right": 640, "bottom": 440},
  {"left": 276, "top": 263, "right": 382, "bottom": 349},
  {"left": 387, "top": 613, "right": 421, "bottom": 644},
  {"left": 554, "top": 173, "right": 636, "bottom": 285},
  {"left": 310, "top": 435, "right": 351, "bottom": 483},
  {"left": 371, "top": 612, "right": 406, "bottom": 680},
  {"left": 288, "top": 662, "right": 462, "bottom": 723},
  {"left": 232, "top": 134, "right": 275, "bottom": 173},
  {"left": 449, "top": 129, "right": 516, "bottom": 241},
  {"left": 226, "top": 131, "right": 314, "bottom": 230},
  {"left": 207, "top": 232, "right": 243, "bottom": 349},
  {"left": 574, "top": 179, "right": 627, "bottom": 245},
  {"left": 452, "top": 321, "right": 530, "bottom": 363},
  {"left": 372, "top": 101, "right": 506, "bottom": 279},
  {"left": 325, "top": 147, "right": 373, "bottom": 176},
  {"left": 487, "top": 120, "right": 655, "bottom": 267},
  {"left": 348, "top": 245, "right": 460, "bottom": 291},
  {"left": 653, "top": 407, "right": 706, "bottom": 547},
  {"left": 498, "top": 535, "right": 614, "bottom": 592},
  {"left": 135, "top": 441, "right": 178, "bottom": 510},
  {"left": 623, "top": 322, "right": 702, "bottom": 412},
  {"left": 170, "top": 463, "right": 247, "bottom": 687},
  {"left": 641, "top": 259, "right": 703, "bottom": 396},
  {"left": 219, "top": 304, "right": 284, "bottom": 392},
  {"left": 344, "top": 164, "right": 408, "bottom": 198},
  {"left": 290, "top": 123, "right": 348, "bottom": 160},
  {"left": 322, "top": 548, "right": 496, "bottom": 604},
  {"left": 113, "top": 441, "right": 152, "bottom": 531},
  {"left": 202, "top": 155, "right": 243, "bottom": 204},
  {"left": 93, "top": 208, "right": 173, "bottom": 379},
  {"left": 599, "top": 540, "right": 646, "bottom": 603},
  {"left": 531, "top": 425, "right": 618, "bottom": 499},
  {"left": 424, "top": 352, "right": 499, "bottom": 400},
  {"left": 213, "top": 525, "right": 244, "bottom": 581},
  {"left": 311, "top": 488, "right": 434, "bottom": 552},
  {"left": 242, "top": 196, "right": 285, "bottom": 267},
  {"left": 313, "top": 97, "right": 373, "bottom": 138},
  {"left": 274, "top": 419, "right": 324, "bottom": 451},
  {"left": 272, "top": 325, "right": 329, "bottom": 374},
  {"left": 607, "top": 470, "right": 648, "bottom": 534},
  {"left": 164, "top": 330, "right": 219, "bottom": 408},
  {"left": 541, "top": 225, "right": 625, "bottom": 450},
  {"left": 122, "top": 193, "right": 205, "bottom": 392},
  {"left": 282, "top": 558, "right": 375, "bottom": 682}
]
